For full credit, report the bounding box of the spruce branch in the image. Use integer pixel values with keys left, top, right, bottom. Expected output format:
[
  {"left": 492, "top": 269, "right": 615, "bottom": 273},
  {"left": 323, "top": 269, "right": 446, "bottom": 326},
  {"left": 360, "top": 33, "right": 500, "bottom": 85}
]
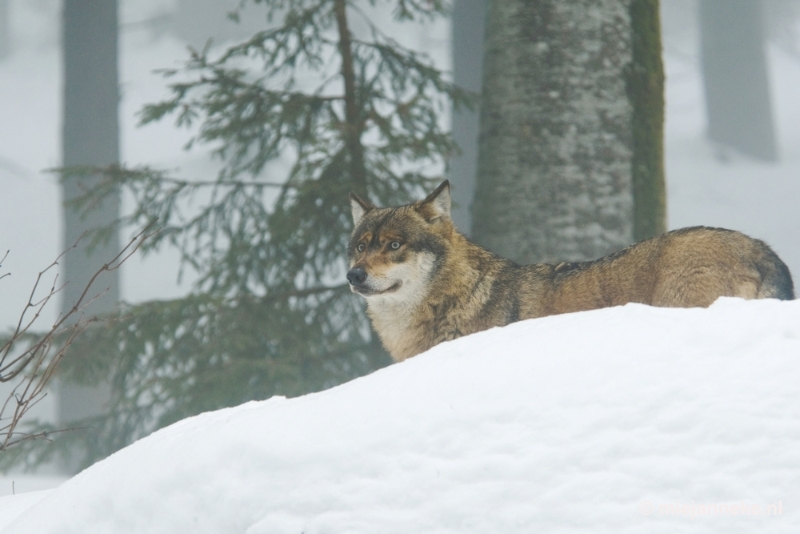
[{"left": 14, "top": 0, "right": 463, "bottom": 470}]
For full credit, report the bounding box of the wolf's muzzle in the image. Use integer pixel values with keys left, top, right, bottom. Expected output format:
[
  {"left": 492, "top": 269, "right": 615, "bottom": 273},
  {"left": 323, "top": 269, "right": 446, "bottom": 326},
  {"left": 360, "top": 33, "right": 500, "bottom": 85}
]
[{"left": 346, "top": 266, "right": 367, "bottom": 286}]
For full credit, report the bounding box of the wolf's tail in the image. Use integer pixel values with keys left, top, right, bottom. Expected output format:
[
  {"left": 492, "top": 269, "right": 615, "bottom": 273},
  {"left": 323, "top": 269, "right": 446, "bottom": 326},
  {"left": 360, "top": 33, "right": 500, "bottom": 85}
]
[{"left": 755, "top": 242, "right": 795, "bottom": 300}]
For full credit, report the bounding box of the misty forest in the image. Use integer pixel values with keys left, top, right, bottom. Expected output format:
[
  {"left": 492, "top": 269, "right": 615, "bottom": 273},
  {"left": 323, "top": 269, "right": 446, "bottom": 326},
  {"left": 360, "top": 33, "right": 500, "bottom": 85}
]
[{"left": 0, "top": 0, "right": 798, "bottom": 530}]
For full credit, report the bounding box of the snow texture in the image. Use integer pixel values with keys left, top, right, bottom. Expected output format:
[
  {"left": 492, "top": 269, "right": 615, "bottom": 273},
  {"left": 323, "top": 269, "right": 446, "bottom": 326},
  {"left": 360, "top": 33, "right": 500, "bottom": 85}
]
[
  {"left": 2, "top": 298, "right": 799, "bottom": 533},
  {"left": 0, "top": 490, "right": 49, "bottom": 531}
]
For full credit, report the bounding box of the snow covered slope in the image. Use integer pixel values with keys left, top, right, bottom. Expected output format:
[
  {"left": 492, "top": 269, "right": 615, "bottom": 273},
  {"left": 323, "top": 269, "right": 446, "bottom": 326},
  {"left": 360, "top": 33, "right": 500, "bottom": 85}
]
[{"left": 2, "top": 298, "right": 799, "bottom": 533}]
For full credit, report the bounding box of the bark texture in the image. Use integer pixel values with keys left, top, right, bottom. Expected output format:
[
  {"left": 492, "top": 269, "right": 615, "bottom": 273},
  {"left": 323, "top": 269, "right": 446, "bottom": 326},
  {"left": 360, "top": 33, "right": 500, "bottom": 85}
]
[{"left": 473, "top": 0, "right": 663, "bottom": 265}]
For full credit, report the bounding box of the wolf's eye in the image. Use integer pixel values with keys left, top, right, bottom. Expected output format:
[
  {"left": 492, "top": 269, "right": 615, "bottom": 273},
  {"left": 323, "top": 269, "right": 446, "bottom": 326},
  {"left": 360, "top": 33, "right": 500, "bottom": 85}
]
[
  {"left": 357, "top": 243, "right": 366, "bottom": 253},
  {"left": 390, "top": 241, "right": 401, "bottom": 250}
]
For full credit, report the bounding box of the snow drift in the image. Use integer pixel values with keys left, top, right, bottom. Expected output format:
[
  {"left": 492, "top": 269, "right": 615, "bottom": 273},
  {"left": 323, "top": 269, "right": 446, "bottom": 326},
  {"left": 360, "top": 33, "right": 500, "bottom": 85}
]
[{"left": 3, "top": 298, "right": 800, "bottom": 533}]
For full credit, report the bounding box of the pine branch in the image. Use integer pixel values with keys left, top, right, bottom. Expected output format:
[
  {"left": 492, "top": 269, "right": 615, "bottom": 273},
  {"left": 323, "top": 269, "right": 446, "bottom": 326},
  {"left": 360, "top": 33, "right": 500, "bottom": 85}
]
[{"left": 12, "top": 0, "right": 461, "bottom": 471}]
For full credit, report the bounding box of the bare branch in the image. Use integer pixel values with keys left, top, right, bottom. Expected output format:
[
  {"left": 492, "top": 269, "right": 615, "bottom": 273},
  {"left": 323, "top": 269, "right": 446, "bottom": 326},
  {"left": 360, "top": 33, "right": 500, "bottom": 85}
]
[
  {"left": 0, "top": 251, "right": 9, "bottom": 282},
  {"left": 0, "top": 223, "right": 155, "bottom": 452}
]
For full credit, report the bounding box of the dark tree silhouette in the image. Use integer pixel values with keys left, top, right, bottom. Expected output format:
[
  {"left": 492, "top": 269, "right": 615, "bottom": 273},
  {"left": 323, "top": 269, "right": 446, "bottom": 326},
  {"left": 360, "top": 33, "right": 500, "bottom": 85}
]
[{"left": 59, "top": 0, "right": 120, "bottom": 469}]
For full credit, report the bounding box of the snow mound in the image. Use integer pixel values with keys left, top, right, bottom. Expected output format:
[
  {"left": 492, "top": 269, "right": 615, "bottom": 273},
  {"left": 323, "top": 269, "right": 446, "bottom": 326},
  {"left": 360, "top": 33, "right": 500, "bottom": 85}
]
[{"left": 4, "top": 298, "right": 800, "bottom": 533}]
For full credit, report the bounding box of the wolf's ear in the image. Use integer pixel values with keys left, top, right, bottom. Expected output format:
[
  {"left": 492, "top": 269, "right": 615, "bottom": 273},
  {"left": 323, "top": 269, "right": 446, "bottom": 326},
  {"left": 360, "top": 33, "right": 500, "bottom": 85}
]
[
  {"left": 418, "top": 180, "right": 451, "bottom": 222},
  {"left": 349, "top": 192, "right": 374, "bottom": 225}
]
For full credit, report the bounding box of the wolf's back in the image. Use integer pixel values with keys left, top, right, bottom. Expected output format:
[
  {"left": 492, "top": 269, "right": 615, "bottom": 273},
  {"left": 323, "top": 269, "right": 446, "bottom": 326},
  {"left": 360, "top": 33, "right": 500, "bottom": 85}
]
[{"left": 347, "top": 179, "right": 795, "bottom": 361}]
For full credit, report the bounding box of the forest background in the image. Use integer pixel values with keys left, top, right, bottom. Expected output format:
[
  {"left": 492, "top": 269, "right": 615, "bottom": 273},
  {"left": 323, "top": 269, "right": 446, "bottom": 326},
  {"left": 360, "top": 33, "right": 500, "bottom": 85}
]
[{"left": 0, "top": 0, "right": 799, "bottom": 483}]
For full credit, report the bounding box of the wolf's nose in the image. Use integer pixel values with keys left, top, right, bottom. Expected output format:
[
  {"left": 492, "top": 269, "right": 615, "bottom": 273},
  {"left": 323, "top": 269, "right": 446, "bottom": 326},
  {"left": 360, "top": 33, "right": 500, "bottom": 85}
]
[{"left": 347, "top": 267, "right": 367, "bottom": 286}]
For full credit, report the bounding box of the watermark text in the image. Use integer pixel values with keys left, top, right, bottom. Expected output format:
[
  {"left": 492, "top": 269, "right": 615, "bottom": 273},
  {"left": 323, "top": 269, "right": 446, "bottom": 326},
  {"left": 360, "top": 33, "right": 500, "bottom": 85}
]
[{"left": 639, "top": 500, "right": 783, "bottom": 518}]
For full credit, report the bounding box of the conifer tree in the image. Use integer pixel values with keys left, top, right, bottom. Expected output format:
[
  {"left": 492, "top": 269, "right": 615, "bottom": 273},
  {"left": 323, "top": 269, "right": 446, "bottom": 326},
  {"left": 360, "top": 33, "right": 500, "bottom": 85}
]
[{"left": 5, "top": 0, "right": 467, "bottom": 470}]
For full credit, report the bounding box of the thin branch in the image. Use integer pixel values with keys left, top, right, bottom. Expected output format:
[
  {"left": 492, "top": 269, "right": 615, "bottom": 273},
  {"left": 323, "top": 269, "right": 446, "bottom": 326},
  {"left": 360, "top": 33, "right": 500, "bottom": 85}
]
[
  {"left": 2, "top": 426, "right": 88, "bottom": 449},
  {"left": 0, "top": 223, "right": 155, "bottom": 451},
  {"left": 152, "top": 176, "right": 287, "bottom": 188},
  {"left": 0, "top": 250, "right": 8, "bottom": 282}
]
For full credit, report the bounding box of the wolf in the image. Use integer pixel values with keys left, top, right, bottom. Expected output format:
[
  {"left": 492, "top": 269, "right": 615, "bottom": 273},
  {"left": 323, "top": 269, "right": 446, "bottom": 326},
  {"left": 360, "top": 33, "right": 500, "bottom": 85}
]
[{"left": 347, "top": 181, "right": 794, "bottom": 361}]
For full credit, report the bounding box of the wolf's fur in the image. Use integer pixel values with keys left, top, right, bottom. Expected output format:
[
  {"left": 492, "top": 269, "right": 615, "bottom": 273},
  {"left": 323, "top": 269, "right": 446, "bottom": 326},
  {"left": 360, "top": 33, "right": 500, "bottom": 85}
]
[{"left": 347, "top": 181, "right": 794, "bottom": 361}]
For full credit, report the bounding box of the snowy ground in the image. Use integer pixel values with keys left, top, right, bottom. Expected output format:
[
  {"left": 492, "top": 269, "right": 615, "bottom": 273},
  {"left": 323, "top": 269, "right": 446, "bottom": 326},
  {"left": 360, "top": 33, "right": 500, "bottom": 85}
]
[{"left": 0, "top": 297, "right": 798, "bottom": 532}]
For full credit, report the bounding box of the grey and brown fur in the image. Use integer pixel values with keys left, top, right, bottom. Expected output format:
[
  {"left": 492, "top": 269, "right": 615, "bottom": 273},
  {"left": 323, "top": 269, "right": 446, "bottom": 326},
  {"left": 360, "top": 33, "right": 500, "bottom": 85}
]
[{"left": 347, "top": 181, "right": 794, "bottom": 361}]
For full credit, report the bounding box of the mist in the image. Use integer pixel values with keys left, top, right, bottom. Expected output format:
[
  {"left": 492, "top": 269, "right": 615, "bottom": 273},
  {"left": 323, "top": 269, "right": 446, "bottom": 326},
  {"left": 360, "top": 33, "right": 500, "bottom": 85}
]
[{"left": 0, "top": 0, "right": 798, "bottom": 490}]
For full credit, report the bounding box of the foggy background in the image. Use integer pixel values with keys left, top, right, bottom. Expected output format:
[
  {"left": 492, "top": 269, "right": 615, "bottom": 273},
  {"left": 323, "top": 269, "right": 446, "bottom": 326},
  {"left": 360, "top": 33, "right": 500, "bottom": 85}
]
[{"left": 0, "top": 0, "right": 798, "bottom": 489}]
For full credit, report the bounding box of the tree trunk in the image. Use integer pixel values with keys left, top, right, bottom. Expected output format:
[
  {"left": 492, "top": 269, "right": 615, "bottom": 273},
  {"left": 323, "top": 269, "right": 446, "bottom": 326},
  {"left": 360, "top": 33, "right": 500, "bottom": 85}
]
[
  {"left": 59, "top": 0, "right": 120, "bottom": 468},
  {"left": 699, "top": 0, "right": 777, "bottom": 161},
  {"left": 0, "top": 0, "right": 9, "bottom": 59},
  {"left": 449, "top": 0, "right": 488, "bottom": 236},
  {"left": 629, "top": 0, "right": 666, "bottom": 241},
  {"left": 472, "top": 0, "right": 664, "bottom": 264},
  {"left": 334, "top": 0, "right": 368, "bottom": 199}
]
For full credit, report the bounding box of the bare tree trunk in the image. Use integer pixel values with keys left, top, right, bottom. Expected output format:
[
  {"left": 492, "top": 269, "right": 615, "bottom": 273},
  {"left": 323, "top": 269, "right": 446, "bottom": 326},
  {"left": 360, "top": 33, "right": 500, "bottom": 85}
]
[
  {"left": 630, "top": 0, "right": 666, "bottom": 241},
  {"left": 60, "top": 0, "right": 120, "bottom": 470},
  {"left": 699, "top": 0, "right": 777, "bottom": 161},
  {"left": 334, "top": 0, "right": 367, "bottom": 198},
  {"left": 449, "top": 0, "right": 487, "bottom": 236},
  {"left": 0, "top": 0, "right": 9, "bottom": 59},
  {"left": 472, "top": 0, "right": 664, "bottom": 264}
]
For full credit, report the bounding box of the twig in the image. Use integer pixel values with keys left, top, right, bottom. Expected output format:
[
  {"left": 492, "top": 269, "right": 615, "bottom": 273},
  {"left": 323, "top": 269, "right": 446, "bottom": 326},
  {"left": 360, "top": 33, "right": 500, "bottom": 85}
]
[
  {"left": 0, "top": 223, "right": 156, "bottom": 452},
  {"left": 0, "top": 250, "right": 9, "bottom": 281}
]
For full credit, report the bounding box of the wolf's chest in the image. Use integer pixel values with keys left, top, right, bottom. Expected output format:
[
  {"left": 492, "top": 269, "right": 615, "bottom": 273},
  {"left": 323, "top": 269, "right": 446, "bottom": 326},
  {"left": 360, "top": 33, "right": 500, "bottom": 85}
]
[
  {"left": 367, "top": 300, "right": 435, "bottom": 361},
  {"left": 366, "top": 298, "right": 468, "bottom": 361}
]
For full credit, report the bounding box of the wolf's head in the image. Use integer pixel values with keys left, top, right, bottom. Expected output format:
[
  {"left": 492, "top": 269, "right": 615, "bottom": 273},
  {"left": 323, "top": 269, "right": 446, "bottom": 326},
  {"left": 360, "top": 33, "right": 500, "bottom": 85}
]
[{"left": 346, "top": 181, "right": 454, "bottom": 305}]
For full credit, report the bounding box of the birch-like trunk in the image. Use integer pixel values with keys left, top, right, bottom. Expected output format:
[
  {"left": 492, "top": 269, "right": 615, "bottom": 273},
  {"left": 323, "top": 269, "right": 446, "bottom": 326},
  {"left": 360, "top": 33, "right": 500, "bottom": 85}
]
[{"left": 472, "top": 0, "right": 664, "bottom": 264}]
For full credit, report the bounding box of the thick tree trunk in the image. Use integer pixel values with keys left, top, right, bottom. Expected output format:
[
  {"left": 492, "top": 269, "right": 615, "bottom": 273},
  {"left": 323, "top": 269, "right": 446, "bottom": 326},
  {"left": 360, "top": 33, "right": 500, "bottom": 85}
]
[
  {"left": 449, "top": 0, "right": 487, "bottom": 236},
  {"left": 699, "top": 0, "right": 777, "bottom": 161},
  {"left": 59, "top": 0, "right": 120, "bottom": 467},
  {"left": 472, "top": 0, "right": 664, "bottom": 265}
]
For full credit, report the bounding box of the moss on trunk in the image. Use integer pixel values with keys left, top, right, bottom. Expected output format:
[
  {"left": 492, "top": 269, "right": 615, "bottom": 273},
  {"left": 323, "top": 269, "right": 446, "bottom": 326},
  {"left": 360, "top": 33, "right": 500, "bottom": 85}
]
[{"left": 628, "top": 0, "right": 666, "bottom": 241}]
